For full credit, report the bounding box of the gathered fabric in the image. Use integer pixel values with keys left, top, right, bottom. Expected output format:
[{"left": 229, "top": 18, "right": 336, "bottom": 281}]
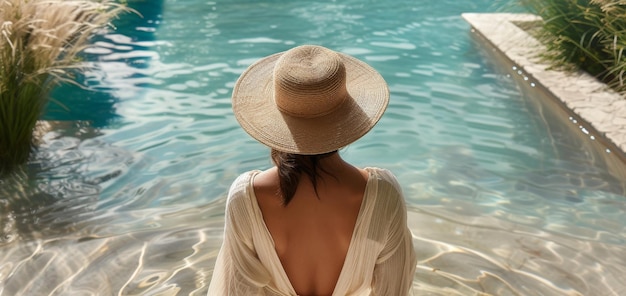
[{"left": 208, "top": 167, "right": 416, "bottom": 296}]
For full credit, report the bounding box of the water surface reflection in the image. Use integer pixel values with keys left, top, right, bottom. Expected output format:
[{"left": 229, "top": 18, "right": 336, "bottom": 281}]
[{"left": 1, "top": 0, "right": 626, "bottom": 295}]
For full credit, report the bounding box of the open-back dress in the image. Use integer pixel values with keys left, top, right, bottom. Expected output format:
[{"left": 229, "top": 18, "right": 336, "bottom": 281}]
[{"left": 208, "top": 167, "right": 416, "bottom": 296}]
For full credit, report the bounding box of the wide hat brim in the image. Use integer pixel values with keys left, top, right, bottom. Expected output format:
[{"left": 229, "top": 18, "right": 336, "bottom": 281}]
[{"left": 232, "top": 48, "right": 389, "bottom": 155}]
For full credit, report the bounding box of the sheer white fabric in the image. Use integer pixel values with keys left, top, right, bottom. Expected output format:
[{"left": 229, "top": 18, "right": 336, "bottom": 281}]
[{"left": 208, "top": 167, "right": 416, "bottom": 296}]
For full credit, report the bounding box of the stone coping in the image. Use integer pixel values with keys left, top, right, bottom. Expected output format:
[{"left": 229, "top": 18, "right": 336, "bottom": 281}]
[{"left": 462, "top": 13, "right": 626, "bottom": 159}]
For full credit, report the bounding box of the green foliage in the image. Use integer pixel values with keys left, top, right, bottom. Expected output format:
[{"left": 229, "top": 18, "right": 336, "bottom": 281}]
[
  {"left": 520, "top": 0, "right": 626, "bottom": 94},
  {"left": 0, "top": 0, "right": 129, "bottom": 174}
]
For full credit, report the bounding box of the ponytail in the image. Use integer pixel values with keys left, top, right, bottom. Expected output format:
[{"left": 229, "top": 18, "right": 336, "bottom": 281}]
[{"left": 271, "top": 149, "right": 337, "bottom": 206}]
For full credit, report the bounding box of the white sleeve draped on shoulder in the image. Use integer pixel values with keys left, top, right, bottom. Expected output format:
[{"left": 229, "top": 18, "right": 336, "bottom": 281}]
[
  {"left": 208, "top": 168, "right": 416, "bottom": 296},
  {"left": 369, "top": 169, "right": 416, "bottom": 296},
  {"left": 208, "top": 172, "right": 272, "bottom": 295}
]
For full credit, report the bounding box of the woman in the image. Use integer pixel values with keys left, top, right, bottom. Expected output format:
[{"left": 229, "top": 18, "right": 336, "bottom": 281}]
[{"left": 209, "top": 45, "right": 416, "bottom": 295}]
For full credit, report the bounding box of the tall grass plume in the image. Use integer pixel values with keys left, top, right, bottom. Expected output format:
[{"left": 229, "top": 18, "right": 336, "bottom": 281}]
[
  {"left": 0, "top": 0, "right": 128, "bottom": 174},
  {"left": 519, "top": 0, "right": 626, "bottom": 95}
]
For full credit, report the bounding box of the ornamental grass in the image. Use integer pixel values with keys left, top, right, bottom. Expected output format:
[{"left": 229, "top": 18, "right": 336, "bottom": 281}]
[
  {"left": 519, "top": 0, "right": 626, "bottom": 95},
  {"left": 0, "top": 0, "right": 128, "bottom": 174}
]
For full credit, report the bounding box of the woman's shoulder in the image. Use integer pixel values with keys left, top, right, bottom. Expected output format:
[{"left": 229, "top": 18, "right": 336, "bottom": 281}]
[
  {"left": 364, "top": 167, "right": 405, "bottom": 211},
  {"left": 226, "top": 170, "right": 261, "bottom": 206},
  {"left": 365, "top": 167, "right": 402, "bottom": 191}
]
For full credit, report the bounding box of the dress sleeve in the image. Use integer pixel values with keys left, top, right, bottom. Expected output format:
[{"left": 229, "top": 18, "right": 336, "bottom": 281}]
[
  {"left": 371, "top": 170, "right": 416, "bottom": 296},
  {"left": 208, "top": 172, "right": 271, "bottom": 296}
]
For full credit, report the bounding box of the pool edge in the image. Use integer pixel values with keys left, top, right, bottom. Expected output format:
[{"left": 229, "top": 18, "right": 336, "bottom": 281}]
[{"left": 462, "top": 12, "right": 626, "bottom": 161}]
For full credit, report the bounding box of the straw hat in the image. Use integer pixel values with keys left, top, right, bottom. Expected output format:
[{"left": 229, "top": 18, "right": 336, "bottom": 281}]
[{"left": 232, "top": 45, "right": 389, "bottom": 155}]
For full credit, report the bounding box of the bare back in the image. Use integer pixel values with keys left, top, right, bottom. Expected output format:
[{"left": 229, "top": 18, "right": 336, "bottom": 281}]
[{"left": 253, "top": 159, "right": 368, "bottom": 296}]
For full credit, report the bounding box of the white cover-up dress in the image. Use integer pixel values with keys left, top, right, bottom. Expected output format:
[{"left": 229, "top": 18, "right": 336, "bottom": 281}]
[{"left": 208, "top": 167, "right": 416, "bottom": 296}]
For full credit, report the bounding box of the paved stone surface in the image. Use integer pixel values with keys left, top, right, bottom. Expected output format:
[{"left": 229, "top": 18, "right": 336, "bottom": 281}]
[{"left": 462, "top": 13, "right": 626, "bottom": 158}]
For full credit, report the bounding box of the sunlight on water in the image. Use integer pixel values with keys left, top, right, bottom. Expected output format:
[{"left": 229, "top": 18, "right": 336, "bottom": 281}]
[{"left": 1, "top": 0, "right": 626, "bottom": 295}]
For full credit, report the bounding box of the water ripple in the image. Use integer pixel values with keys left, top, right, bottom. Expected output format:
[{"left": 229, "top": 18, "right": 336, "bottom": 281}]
[{"left": 1, "top": 0, "right": 625, "bottom": 295}]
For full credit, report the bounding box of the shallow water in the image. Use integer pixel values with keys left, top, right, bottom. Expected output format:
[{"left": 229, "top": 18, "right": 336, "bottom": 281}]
[{"left": 1, "top": 0, "right": 626, "bottom": 295}]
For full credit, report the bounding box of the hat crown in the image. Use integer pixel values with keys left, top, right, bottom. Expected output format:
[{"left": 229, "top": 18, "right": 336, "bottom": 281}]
[{"left": 273, "top": 45, "right": 348, "bottom": 118}]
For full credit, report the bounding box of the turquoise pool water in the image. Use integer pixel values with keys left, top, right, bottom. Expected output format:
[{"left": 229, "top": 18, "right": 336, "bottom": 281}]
[{"left": 2, "top": 0, "right": 626, "bottom": 295}]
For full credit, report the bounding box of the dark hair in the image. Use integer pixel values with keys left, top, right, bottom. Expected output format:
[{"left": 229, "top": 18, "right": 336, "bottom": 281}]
[{"left": 271, "top": 149, "right": 337, "bottom": 206}]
